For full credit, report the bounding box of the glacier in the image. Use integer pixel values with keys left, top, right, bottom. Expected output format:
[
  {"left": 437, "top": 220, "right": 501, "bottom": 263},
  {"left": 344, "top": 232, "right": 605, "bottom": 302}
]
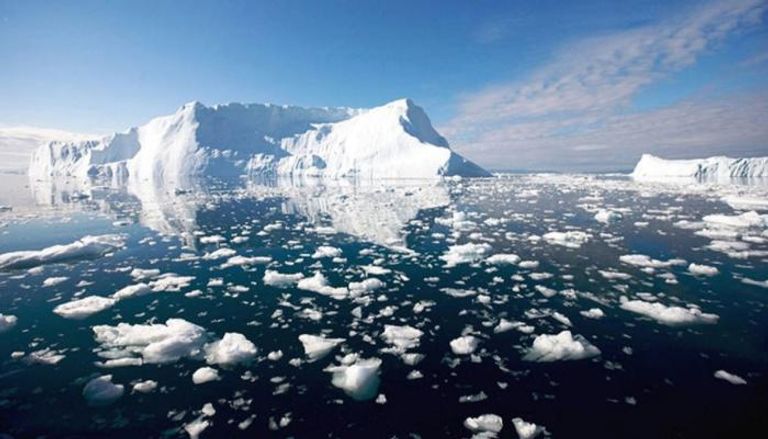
[
  {"left": 632, "top": 154, "right": 768, "bottom": 180},
  {"left": 28, "top": 98, "right": 490, "bottom": 183}
]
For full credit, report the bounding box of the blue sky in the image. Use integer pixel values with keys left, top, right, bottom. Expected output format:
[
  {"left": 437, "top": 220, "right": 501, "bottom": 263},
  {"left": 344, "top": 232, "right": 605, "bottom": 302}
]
[{"left": 1, "top": 0, "right": 766, "bottom": 170}]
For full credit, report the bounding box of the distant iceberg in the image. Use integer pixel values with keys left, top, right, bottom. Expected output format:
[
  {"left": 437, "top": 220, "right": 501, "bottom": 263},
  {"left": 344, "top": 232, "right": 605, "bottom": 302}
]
[
  {"left": 631, "top": 154, "right": 768, "bottom": 180},
  {"left": 28, "top": 98, "right": 490, "bottom": 182}
]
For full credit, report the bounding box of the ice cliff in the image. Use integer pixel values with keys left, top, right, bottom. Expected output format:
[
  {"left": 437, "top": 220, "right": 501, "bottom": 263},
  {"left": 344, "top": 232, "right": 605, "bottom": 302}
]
[
  {"left": 29, "top": 99, "right": 489, "bottom": 183},
  {"left": 632, "top": 154, "right": 768, "bottom": 179}
]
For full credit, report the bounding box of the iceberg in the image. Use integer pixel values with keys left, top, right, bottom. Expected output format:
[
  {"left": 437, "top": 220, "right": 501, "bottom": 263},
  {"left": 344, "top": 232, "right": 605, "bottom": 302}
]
[
  {"left": 29, "top": 98, "right": 490, "bottom": 183},
  {"left": 631, "top": 154, "right": 768, "bottom": 180}
]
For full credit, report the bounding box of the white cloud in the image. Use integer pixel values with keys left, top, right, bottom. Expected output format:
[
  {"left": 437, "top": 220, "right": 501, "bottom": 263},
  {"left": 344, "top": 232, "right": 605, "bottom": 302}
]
[{"left": 445, "top": 0, "right": 767, "bottom": 170}]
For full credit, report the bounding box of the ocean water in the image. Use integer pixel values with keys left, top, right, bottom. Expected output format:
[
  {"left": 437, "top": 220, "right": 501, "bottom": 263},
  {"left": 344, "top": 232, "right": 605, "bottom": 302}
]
[{"left": 0, "top": 174, "right": 766, "bottom": 438}]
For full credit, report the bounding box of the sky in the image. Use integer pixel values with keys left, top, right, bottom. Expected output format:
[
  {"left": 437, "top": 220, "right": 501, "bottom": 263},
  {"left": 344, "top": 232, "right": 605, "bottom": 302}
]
[{"left": 1, "top": 0, "right": 766, "bottom": 171}]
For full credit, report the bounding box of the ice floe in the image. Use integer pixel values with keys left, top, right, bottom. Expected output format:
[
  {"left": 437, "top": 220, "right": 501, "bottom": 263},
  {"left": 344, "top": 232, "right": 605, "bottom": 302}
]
[
  {"left": 619, "top": 297, "right": 719, "bottom": 326},
  {"left": 0, "top": 234, "right": 125, "bottom": 269},
  {"left": 523, "top": 330, "right": 601, "bottom": 362}
]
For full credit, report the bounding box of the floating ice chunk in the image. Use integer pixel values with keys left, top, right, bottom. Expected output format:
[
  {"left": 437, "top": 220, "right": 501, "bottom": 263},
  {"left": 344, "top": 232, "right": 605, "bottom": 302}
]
[
  {"left": 202, "top": 247, "right": 237, "bottom": 260},
  {"left": 441, "top": 288, "right": 477, "bottom": 298},
  {"left": 184, "top": 417, "right": 210, "bottom": 439},
  {"left": 298, "top": 334, "right": 345, "bottom": 361},
  {"left": 267, "top": 350, "right": 284, "bottom": 361},
  {"left": 703, "top": 211, "right": 766, "bottom": 229},
  {"left": 297, "top": 272, "right": 349, "bottom": 299},
  {"left": 204, "top": 333, "right": 257, "bottom": 366},
  {"left": 199, "top": 235, "right": 226, "bottom": 244},
  {"left": 580, "top": 308, "right": 605, "bottom": 319},
  {"left": 542, "top": 231, "right": 591, "bottom": 249},
  {"left": 0, "top": 314, "right": 18, "bottom": 333},
  {"left": 263, "top": 270, "right": 304, "bottom": 287},
  {"left": 464, "top": 414, "right": 503, "bottom": 437},
  {"left": 0, "top": 234, "right": 125, "bottom": 270},
  {"left": 42, "top": 276, "right": 68, "bottom": 287},
  {"left": 149, "top": 274, "right": 195, "bottom": 292},
  {"left": 599, "top": 270, "right": 631, "bottom": 280},
  {"left": 53, "top": 296, "right": 116, "bottom": 319},
  {"left": 619, "top": 254, "right": 686, "bottom": 269},
  {"left": 493, "top": 319, "right": 533, "bottom": 334},
  {"left": 312, "top": 246, "right": 342, "bottom": 259},
  {"left": 440, "top": 243, "right": 493, "bottom": 267},
  {"left": 192, "top": 366, "right": 220, "bottom": 384},
  {"left": 450, "top": 335, "right": 479, "bottom": 355},
  {"left": 348, "top": 278, "right": 385, "bottom": 295},
  {"left": 381, "top": 325, "right": 424, "bottom": 353},
  {"left": 534, "top": 285, "right": 557, "bottom": 298},
  {"left": 92, "top": 318, "right": 208, "bottom": 364},
  {"left": 130, "top": 268, "right": 160, "bottom": 280},
  {"left": 111, "top": 283, "right": 151, "bottom": 300},
  {"left": 326, "top": 357, "right": 382, "bottom": 400},
  {"left": 132, "top": 380, "right": 158, "bottom": 393},
  {"left": 518, "top": 260, "right": 539, "bottom": 269},
  {"left": 619, "top": 297, "right": 719, "bottom": 326},
  {"left": 688, "top": 263, "right": 719, "bottom": 276},
  {"left": 220, "top": 255, "right": 272, "bottom": 268},
  {"left": 83, "top": 375, "right": 124, "bottom": 406},
  {"left": 594, "top": 209, "right": 622, "bottom": 224},
  {"left": 714, "top": 369, "right": 747, "bottom": 385},
  {"left": 512, "top": 417, "right": 544, "bottom": 439},
  {"left": 523, "top": 330, "right": 601, "bottom": 362},
  {"left": 486, "top": 253, "right": 520, "bottom": 265}
]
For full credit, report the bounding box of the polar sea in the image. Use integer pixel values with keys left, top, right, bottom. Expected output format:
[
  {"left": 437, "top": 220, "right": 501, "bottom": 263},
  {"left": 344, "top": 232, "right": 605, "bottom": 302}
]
[{"left": 0, "top": 173, "right": 766, "bottom": 438}]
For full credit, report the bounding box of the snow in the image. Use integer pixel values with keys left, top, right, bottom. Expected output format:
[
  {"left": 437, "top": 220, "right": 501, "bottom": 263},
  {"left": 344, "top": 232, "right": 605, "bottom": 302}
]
[
  {"left": 204, "top": 332, "right": 257, "bottom": 366},
  {"left": 450, "top": 335, "right": 480, "bottom": 355},
  {"left": 523, "top": 330, "right": 601, "bottom": 362},
  {"left": 326, "top": 357, "right": 382, "bottom": 400},
  {"left": 53, "top": 295, "right": 116, "bottom": 319},
  {"left": 714, "top": 369, "right": 747, "bottom": 385},
  {"left": 0, "top": 314, "right": 18, "bottom": 333},
  {"left": 192, "top": 366, "right": 220, "bottom": 384},
  {"left": 464, "top": 414, "right": 503, "bottom": 437},
  {"left": 620, "top": 298, "right": 719, "bottom": 326},
  {"left": 632, "top": 154, "right": 768, "bottom": 179},
  {"left": 82, "top": 375, "right": 124, "bottom": 406},
  {"left": 0, "top": 234, "right": 125, "bottom": 270},
  {"left": 440, "top": 243, "right": 493, "bottom": 267},
  {"left": 542, "top": 231, "right": 591, "bottom": 248},
  {"left": 28, "top": 99, "right": 489, "bottom": 183},
  {"left": 298, "top": 334, "right": 345, "bottom": 361}
]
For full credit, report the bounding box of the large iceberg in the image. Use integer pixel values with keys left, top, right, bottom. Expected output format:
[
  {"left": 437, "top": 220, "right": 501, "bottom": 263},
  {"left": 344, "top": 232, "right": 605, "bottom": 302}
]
[
  {"left": 631, "top": 154, "right": 768, "bottom": 180},
  {"left": 29, "top": 98, "right": 489, "bottom": 182}
]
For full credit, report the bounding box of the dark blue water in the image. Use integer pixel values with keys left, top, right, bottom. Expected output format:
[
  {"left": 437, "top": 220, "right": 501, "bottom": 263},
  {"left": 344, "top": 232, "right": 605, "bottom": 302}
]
[{"left": 0, "top": 175, "right": 766, "bottom": 438}]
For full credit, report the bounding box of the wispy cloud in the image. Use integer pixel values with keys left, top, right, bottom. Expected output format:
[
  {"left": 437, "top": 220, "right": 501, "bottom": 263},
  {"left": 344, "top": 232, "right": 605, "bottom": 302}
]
[{"left": 445, "top": 0, "right": 767, "bottom": 170}]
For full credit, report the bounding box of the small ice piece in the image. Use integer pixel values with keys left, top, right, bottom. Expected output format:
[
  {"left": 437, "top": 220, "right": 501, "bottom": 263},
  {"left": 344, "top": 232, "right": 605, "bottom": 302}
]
[
  {"left": 192, "top": 366, "right": 220, "bottom": 384},
  {"left": 82, "top": 375, "right": 124, "bottom": 406},
  {"left": 440, "top": 243, "right": 493, "bottom": 267},
  {"left": 463, "top": 414, "right": 503, "bottom": 437},
  {"left": 523, "top": 331, "right": 601, "bottom": 362},
  {"left": 298, "top": 334, "right": 345, "bottom": 361},
  {"left": 204, "top": 333, "right": 257, "bottom": 365},
  {"left": 326, "top": 357, "right": 382, "bottom": 400},
  {"left": 111, "top": 283, "right": 151, "bottom": 300},
  {"left": 312, "top": 246, "right": 342, "bottom": 259},
  {"left": 449, "top": 335, "right": 479, "bottom": 355},
  {"left": 619, "top": 254, "right": 686, "bottom": 269},
  {"left": 199, "top": 234, "right": 226, "bottom": 244},
  {"left": 512, "top": 417, "right": 544, "bottom": 439},
  {"left": 53, "top": 296, "right": 116, "bottom": 319},
  {"left": 0, "top": 314, "right": 18, "bottom": 333},
  {"left": 297, "top": 272, "right": 349, "bottom": 300},
  {"left": 263, "top": 270, "right": 304, "bottom": 287},
  {"left": 594, "top": 209, "right": 622, "bottom": 224},
  {"left": 580, "top": 308, "right": 605, "bottom": 319},
  {"left": 267, "top": 350, "right": 284, "bottom": 361},
  {"left": 620, "top": 298, "right": 719, "bottom": 326},
  {"left": 714, "top": 369, "right": 747, "bottom": 385},
  {"left": 542, "top": 231, "right": 591, "bottom": 248},
  {"left": 149, "top": 274, "right": 195, "bottom": 292},
  {"left": 132, "top": 380, "right": 158, "bottom": 393},
  {"left": 0, "top": 234, "right": 125, "bottom": 270},
  {"left": 184, "top": 417, "right": 210, "bottom": 439},
  {"left": 202, "top": 247, "right": 237, "bottom": 260},
  {"left": 381, "top": 325, "right": 424, "bottom": 353},
  {"left": 42, "top": 276, "right": 68, "bottom": 287},
  {"left": 486, "top": 253, "right": 520, "bottom": 265},
  {"left": 220, "top": 255, "right": 272, "bottom": 268},
  {"left": 688, "top": 263, "right": 719, "bottom": 276}
]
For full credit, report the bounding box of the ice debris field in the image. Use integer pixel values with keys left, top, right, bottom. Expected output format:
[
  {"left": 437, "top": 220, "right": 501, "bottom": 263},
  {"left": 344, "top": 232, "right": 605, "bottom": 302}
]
[{"left": 0, "top": 172, "right": 767, "bottom": 438}]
